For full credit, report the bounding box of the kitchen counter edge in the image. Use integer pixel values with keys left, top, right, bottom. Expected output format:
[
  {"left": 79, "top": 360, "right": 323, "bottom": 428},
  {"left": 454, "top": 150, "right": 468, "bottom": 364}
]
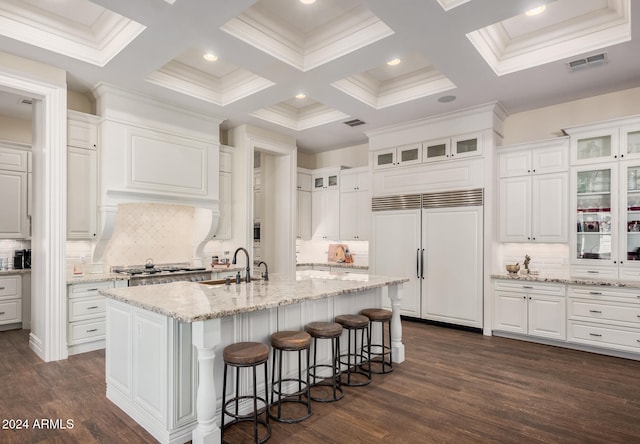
[{"left": 492, "top": 273, "right": 640, "bottom": 288}]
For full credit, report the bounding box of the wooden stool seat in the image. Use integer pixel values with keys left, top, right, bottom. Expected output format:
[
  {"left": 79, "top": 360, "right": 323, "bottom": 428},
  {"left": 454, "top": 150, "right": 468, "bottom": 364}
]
[
  {"left": 223, "top": 342, "right": 269, "bottom": 366},
  {"left": 335, "top": 314, "right": 369, "bottom": 329},
  {"left": 360, "top": 308, "right": 392, "bottom": 322},
  {"left": 271, "top": 331, "right": 311, "bottom": 351},
  {"left": 305, "top": 321, "right": 343, "bottom": 338}
]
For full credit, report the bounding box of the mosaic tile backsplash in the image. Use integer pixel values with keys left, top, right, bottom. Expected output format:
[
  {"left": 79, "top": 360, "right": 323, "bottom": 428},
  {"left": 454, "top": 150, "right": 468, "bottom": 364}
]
[{"left": 103, "top": 203, "right": 199, "bottom": 268}]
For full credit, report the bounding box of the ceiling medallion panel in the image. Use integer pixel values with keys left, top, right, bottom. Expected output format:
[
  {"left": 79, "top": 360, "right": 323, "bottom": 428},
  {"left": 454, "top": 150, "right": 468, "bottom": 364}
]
[
  {"left": 436, "top": 0, "right": 473, "bottom": 11},
  {"left": 466, "top": 0, "right": 631, "bottom": 76},
  {"left": 331, "top": 54, "right": 456, "bottom": 109},
  {"left": 250, "top": 98, "right": 350, "bottom": 131},
  {"left": 0, "top": 0, "right": 146, "bottom": 67},
  {"left": 220, "top": 0, "right": 394, "bottom": 72}
]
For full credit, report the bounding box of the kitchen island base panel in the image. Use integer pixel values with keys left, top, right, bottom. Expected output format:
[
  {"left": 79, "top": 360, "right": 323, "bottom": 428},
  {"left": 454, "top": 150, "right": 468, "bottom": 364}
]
[
  {"left": 388, "top": 284, "right": 405, "bottom": 363},
  {"left": 192, "top": 319, "right": 222, "bottom": 444}
]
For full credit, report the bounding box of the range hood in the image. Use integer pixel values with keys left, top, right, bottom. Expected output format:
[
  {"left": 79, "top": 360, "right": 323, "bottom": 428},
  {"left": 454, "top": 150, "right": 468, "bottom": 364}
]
[{"left": 91, "top": 84, "right": 225, "bottom": 264}]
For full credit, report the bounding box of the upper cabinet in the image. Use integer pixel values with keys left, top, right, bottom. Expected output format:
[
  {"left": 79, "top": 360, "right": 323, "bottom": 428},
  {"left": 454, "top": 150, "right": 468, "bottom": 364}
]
[
  {"left": 340, "top": 167, "right": 371, "bottom": 241},
  {"left": 67, "top": 112, "right": 99, "bottom": 240},
  {"left": 568, "top": 120, "right": 640, "bottom": 165},
  {"left": 311, "top": 167, "right": 344, "bottom": 240},
  {"left": 373, "top": 143, "right": 421, "bottom": 170},
  {"left": 0, "top": 143, "right": 29, "bottom": 239},
  {"left": 498, "top": 138, "right": 569, "bottom": 243},
  {"left": 296, "top": 169, "right": 312, "bottom": 240},
  {"left": 213, "top": 147, "right": 232, "bottom": 240}
]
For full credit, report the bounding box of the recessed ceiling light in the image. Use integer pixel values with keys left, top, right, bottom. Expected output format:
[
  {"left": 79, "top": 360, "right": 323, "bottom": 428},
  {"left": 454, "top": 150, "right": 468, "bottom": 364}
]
[
  {"left": 387, "top": 58, "right": 401, "bottom": 66},
  {"left": 300, "top": 0, "right": 316, "bottom": 4},
  {"left": 203, "top": 52, "right": 218, "bottom": 62},
  {"left": 438, "top": 95, "right": 456, "bottom": 103},
  {"left": 295, "top": 93, "right": 306, "bottom": 99},
  {"left": 525, "top": 5, "right": 546, "bottom": 16}
]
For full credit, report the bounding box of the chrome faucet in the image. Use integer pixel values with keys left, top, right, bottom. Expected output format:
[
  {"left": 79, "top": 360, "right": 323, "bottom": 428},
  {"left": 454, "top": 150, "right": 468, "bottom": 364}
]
[
  {"left": 257, "top": 261, "right": 269, "bottom": 281},
  {"left": 232, "top": 247, "right": 251, "bottom": 283}
]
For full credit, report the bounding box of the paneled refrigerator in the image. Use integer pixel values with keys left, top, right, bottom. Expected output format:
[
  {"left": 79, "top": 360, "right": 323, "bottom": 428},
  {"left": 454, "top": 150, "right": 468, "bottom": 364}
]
[{"left": 371, "top": 189, "right": 484, "bottom": 329}]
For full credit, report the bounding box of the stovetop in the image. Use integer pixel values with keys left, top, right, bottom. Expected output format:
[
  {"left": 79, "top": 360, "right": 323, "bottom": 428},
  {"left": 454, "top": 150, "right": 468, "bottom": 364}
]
[{"left": 112, "top": 263, "right": 207, "bottom": 277}]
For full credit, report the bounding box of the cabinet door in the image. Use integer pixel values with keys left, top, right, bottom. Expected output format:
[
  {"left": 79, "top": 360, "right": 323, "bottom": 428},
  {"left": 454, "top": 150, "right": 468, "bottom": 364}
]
[
  {"left": 339, "top": 191, "right": 359, "bottom": 240},
  {"left": 451, "top": 134, "right": 481, "bottom": 159},
  {"left": 213, "top": 171, "right": 231, "bottom": 239},
  {"left": 373, "top": 149, "right": 396, "bottom": 170},
  {"left": 372, "top": 210, "right": 421, "bottom": 317},
  {"left": 67, "top": 147, "right": 97, "bottom": 239},
  {"left": 494, "top": 291, "right": 527, "bottom": 334},
  {"left": 0, "top": 170, "right": 27, "bottom": 239},
  {"left": 528, "top": 294, "right": 566, "bottom": 340},
  {"left": 573, "top": 165, "right": 616, "bottom": 265},
  {"left": 68, "top": 118, "right": 97, "bottom": 150},
  {"left": 297, "top": 172, "right": 312, "bottom": 192},
  {"left": 532, "top": 172, "right": 568, "bottom": 243},
  {"left": 297, "top": 189, "right": 311, "bottom": 240},
  {"left": 499, "top": 149, "right": 531, "bottom": 178},
  {"left": 531, "top": 143, "right": 569, "bottom": 174},
  {"left": 621, "top": 125, "right": 640, "bottom": 160},
  {"left": 499, "top": 176, "right": 531, "bottom": 242},
  {"left": 422, "top": 139, "right": 450, "bottom": 163},
  {"left": 396, "top": 144, "right": 422, "bottom": 167},
  {"left": 570, "top": 129, "right": 618, "bottom": 165},
  {"left": 620, "top": 161, "right": 640, "bottom": 270},
  {"left": 311, "top": 188, "right": 339, "bottom": 240}
]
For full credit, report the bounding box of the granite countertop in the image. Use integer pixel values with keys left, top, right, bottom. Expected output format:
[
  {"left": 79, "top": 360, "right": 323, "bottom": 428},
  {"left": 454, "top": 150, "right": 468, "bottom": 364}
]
[
  {"left": 492, "top": 272, "right": 640, "bottom": 289},
  {"left": 67, "top": 272, "right": 130, "bottom": 285},
  {"left": 100, "top": 270, "right": 408, "bottom": 323},
  {"left": 0, "top": 269, "right": 32, "bottom": 276},
  {"left": 296, "top": 262, "right": 369, "bottom": 270}
]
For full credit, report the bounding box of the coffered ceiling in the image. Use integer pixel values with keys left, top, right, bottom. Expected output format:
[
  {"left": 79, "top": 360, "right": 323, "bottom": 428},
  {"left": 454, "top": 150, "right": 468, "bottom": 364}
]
[{"left": 0, "top": 0, "right": 638, "bottom": 153}]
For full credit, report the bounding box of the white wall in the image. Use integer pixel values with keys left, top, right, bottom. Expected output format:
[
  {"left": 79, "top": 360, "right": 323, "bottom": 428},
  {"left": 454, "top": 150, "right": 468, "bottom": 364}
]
[{"left": 299, "top": 143, "right": 368, "bottom": 169}]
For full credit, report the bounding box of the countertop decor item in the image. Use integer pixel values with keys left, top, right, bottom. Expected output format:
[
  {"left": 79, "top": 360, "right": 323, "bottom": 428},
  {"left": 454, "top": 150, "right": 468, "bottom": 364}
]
[{"left": 505, "top": 263, "right": 520, "bottom": 274}]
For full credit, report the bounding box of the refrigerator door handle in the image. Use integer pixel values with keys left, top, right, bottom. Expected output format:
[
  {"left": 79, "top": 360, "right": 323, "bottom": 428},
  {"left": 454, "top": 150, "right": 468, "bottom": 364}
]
[
  {"left": 421, "top": 248, "right": 424, "bottom": 279},
  {"left": 416, "top": 248, "right": 420, "bottom": 278}
]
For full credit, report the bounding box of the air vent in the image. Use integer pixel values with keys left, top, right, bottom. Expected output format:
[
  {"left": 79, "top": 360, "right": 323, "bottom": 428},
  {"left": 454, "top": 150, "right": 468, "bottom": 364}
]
[
  {"left": 567, "top": 53, "right": 607, "bottom": 72},
  {"left": 343, "top": 119, "right": 366, "bottom": 127}
]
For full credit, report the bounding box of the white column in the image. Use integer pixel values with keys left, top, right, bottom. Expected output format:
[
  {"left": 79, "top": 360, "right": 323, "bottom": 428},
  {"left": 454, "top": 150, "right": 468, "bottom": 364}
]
[
  {"left": 387, "top": 283, "right": 405, "bottom": 363},
  {"left": 192, "top": 318, "right": 222, "bottom": 444}
]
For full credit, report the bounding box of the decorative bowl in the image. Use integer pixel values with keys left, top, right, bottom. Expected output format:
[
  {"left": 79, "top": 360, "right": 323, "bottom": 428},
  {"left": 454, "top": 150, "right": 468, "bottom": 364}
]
[{"left": 505, "top": 264, "right": 520, "bottom": 274}]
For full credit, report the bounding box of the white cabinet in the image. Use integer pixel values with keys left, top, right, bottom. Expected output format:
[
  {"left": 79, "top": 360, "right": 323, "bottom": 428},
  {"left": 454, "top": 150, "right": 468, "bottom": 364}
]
[
  {"left": 297, "top": 169, "right": 312, "bottom": 240},
  {"left": 373, "top": 143, "right": 422, "bottom": 170},
  {"left": 493, "top": 279, "right": 566, "bottom": 340},
  {"left": 0, "top": 143, "right": 28, "bottom": 239},
  {"left": 213, "top": 147, "right": 232, "bottom": 240},
  {"left": 340, "top": 167, "right": 371, "bottom": 240},
  {"left": 68, "top": 279, "right": 127, "bottom": 355},
  {"left": 498, "top": 139, "right": 569, "bottom": 243},
  {"left": 423, "top": 133, "right": 482, "bottom": 163},
  {"left": 67, "top": 112, "right": 99, "bottom": 240},
  {"left": 0, "top": 275, "right": 22, "bottom": 328},
  {"left": 567, "top": 285, "right": 640, "bottom": 354},
  {"left": 311, "top": 168, "right": 341, "bottom": 240}
]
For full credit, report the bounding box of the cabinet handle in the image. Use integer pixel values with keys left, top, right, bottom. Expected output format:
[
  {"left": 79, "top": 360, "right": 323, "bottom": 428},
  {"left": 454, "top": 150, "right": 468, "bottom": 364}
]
[
  {"left": 589, "top": 310, "right": 602, "bottom": 314},
  {"left": 86, "top": 328, "right": 98, "bottom": 333},
  {"left": 0, "top": 287, "right": 4, "bottom": 290},
  {"left": 87, "top": 306, "right": 99, "bottom": 310},
  {"left": 0, "top": 311, "right": 5, "bottom": 315},
  {"left": 589, "top": 291, "right": 602, "bottom": 295},
  {"left": 86, "top": 288, "right": 99, "bottom": 292},
  {"left": 421, "top": 249, "right": 425, "bottom": 279},
  {"left": 587, "top": 270, "right": 599, "bottom": 274},
  {"left": 589, "top": 333, "right": 602, "bottom": 337},
  {"left": 522, "top": 285, "right": 533, "bottom": 289},
  {"left": 416, "top": 249, "right": 420, "bottom": 279}
]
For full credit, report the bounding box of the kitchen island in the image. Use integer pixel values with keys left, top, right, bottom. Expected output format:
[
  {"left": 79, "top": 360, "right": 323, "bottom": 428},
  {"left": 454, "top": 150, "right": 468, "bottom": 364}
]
[{"left": 101, "top": 269, "right": 407, "bottom": 444}]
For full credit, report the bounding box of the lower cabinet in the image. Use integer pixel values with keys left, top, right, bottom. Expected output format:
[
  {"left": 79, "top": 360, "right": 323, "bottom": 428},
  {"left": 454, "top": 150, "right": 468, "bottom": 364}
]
[
  {"left": 494, "top": 279, "right": 566, "bottom": 340},
  {"left": 0, "top": 275, "right": 22, "bottom": 329},
  {"left": 567, "top": 285, "right": 640, "bottom": 353},
  {"left": 67, "top": 279, "right": 127, "bottom": 355}
]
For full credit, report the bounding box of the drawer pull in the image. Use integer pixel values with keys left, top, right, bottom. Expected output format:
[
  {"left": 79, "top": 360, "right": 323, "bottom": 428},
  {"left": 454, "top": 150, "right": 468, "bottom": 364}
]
[
  {"left": 522, "top": 285, "right": 533, "bottom": 289},
  {"left": 589, "top": 310, "right": 602, "bottom": 314},
  {"left": 87, "top": 306, "right": 99, "bottom": 310},
  {"left": 0, "top": 287, "right": 5, "bottom": 290},
  {"left": 86, "top": 328, "right": 98, "bottom": 333},
  {"left": 588, "top": 291, "right": 602, "bottom": 295},
  {"left": 86, "top": 288, "right": 99, "bottom": 292},
  {"left": 587, "top": 270, "right": 599, "bottom": 274},
  {"left": 589, "top": 333, "right": 602, "bottom": 337},
  {"left": 0, "top": 311, "right": 5, "bottom": 315}
]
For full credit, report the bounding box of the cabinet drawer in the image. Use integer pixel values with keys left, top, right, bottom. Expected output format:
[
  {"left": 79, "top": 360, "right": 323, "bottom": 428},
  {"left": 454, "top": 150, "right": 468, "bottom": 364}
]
[
  {"left": 0, "top": 275, "right": 21, "bottom": 299},
  {"left": 568, "top": 285, "right": 640, "bottom": 303},
  {"left": 568, "top": 320, "right": 640, "bottom": 352},
  {"left": 0, "top": 299, "right": 21, "bottom": 323},
  {"left": 569, "top": 299, "right": 640, "bottom": 325},
  {"left": 68, "top": 296, "right": 105, "bottom": 321},
  {"left": 0, "top": 146, "right": 28, "bottom": 172},
  {"left": 494, "top": 279, "right": 565, "bottom": 296},
  {"left": 68, "top": 281, "right": 114, "bottom": 298},
  {"left": 68, "top": 319, "right": 105, "bottom": 343},
  {"left": 570, "top": 265, "right": 618, "bottom": 280}
]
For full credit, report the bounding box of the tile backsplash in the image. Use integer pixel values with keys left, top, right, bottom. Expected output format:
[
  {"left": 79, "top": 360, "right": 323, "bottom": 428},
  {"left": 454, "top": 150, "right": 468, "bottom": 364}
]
[
  {"left": 296, "top": 239, "right": 369, "bottom": 266},
  {"left": 500, "top": 243, "right": 570, "bottom": 276}
]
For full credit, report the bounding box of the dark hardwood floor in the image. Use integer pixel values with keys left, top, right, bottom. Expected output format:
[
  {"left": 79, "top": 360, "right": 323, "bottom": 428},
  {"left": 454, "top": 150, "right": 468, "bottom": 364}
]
[{"left": 2, "top": 320, "right": 640, "bottom": 443}]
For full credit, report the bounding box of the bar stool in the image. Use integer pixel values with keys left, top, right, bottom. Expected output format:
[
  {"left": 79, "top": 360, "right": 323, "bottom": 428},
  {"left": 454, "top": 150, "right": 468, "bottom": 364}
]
[
  {"left": 221, "top": 342, "right": 271, "bottom": 444},
  {"left": 269, "top": 330, "right": 312, "bottom": 423},
  {"left": 360, "top": 308, "right": 393, "bottom": 374},
  {"left": 335, "top": 314, "right": 371, "bottom": 386},
  {"left": 305, "top": 321, "right": 344, "bottom": 402}
]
